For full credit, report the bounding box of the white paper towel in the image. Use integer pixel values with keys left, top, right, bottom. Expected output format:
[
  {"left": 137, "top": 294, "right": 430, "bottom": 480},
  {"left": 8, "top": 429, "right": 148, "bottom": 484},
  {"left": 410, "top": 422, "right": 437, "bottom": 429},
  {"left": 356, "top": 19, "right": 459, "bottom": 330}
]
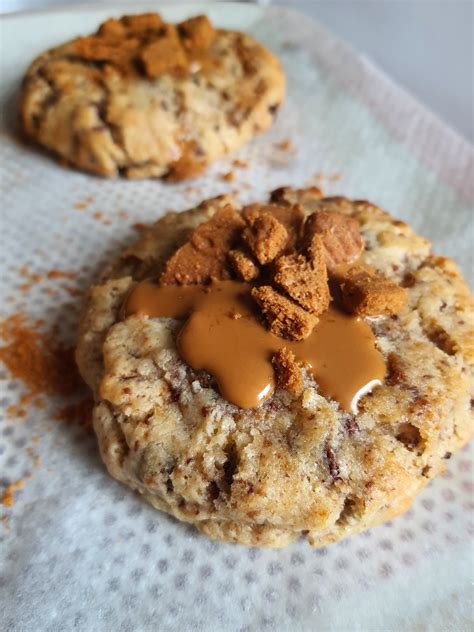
[{"left": 0, "top": 4, "right": 473, "bottom": 631}]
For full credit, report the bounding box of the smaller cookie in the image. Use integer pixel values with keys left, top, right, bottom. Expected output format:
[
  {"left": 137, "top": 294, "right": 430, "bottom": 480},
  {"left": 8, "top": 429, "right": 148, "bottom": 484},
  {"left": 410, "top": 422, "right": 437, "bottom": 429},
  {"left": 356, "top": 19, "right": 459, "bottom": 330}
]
[{"left": 20, "top": 13, "right": 286, "bottom": 179}]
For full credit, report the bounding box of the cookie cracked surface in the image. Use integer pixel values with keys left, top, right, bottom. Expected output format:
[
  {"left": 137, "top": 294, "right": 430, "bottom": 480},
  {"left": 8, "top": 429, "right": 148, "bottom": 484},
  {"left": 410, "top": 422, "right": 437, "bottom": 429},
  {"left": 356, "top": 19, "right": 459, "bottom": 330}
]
[
  {"left": 20, "top": 13, "right": 285, "bottom": 179},
  {"left": 76, "top": 188, "right": 474, "bottom": 547}
]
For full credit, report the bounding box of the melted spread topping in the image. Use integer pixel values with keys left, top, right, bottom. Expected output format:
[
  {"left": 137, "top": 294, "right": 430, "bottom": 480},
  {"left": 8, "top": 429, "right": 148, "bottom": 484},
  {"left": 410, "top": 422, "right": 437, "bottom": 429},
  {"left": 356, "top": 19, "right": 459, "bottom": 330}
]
[{"left": 124, "top": 280, "right": 385, "bottom": 412}]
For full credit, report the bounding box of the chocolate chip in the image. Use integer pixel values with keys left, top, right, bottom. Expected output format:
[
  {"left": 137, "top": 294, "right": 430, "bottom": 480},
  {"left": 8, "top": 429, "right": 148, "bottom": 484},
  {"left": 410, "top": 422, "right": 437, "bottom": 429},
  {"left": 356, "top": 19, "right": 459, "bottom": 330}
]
[
  {"left": 168, "top": 385, "right": 180, "bottom": 403},
  {"left": 325, "top": 445, "right": 341, "bottom": 482},
  {"left": 268, "top": 103, "right": 280, "bottom": 117},
  {"left": 344, "top": 416, "right": 359, "bottom": 435},
  {"left": 207, "top": 481, "right": 219, "bottom": 500}
]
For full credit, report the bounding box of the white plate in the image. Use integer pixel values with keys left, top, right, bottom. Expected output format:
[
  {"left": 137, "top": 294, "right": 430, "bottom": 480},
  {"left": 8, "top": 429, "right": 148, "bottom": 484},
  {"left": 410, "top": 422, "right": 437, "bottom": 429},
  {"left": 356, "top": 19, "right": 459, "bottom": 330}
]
[{"left": 0, "top": 4, "right": 472, "bottom": 631}]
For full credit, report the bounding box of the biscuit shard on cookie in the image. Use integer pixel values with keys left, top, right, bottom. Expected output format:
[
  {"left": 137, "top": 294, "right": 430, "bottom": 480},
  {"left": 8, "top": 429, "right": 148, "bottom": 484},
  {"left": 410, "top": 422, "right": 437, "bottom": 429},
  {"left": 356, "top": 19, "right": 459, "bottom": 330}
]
[
  {"left": 241, "top": 209, "right": 288, "bottom": 265},
  {"left": 120, "top": 13, "right": 164, "bottom": 32},
  {"left": 244, "top": 203, "right": 305, "bottom": 250},
  {"left": 339, "top": 265, "right": 407, "bottom": 316},
  {"left": 228, "top": 249, "right": 259, "bottom": 281},
  {"left": 304, "top": 210, "right": 364, "bottom": 272},
  {"left": 272, "top": 248, "right": 330, "bottom": 315},
  {"left": 140, "top": 25, "right": 188, "bottom": 78},
  {"left": 160, "top": 205, "right": 244, "bottom": 285},
  {"left": 178, "top": 15, "right": 216, "bottom": 51},
  {"left": 270, "top": 186, "right": 323, "bottom": 212},
  {"left": 251, "top": 286, "right": 318, "bottom": 341},
  {"left": 74, "top": 35, "right": 141, "bottom": 63},
  {"left": 272, "top": 348, "right": 303, "bottom": 394}
]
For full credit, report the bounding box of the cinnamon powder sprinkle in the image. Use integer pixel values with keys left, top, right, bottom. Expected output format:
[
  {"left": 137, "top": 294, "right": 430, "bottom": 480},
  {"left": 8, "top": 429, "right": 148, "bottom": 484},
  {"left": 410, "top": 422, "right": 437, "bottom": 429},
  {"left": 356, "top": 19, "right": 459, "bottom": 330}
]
[
  {"left": 53, "top": 396, "right": 94, "bottom": 428},
  {"left": 0, "top": 313, "right": 82, "bottom": 399},
  {"left": 1, "top": 480, "right": 25, "bottom": 507}
]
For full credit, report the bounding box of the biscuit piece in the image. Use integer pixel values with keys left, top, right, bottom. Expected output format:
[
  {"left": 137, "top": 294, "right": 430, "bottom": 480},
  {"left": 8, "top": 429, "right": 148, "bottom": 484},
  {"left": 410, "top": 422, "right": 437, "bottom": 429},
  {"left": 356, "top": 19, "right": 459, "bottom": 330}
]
[
  {"left": 140, "top": 25, "right": 188, "bottom": 78},
  {"left": 76, "top": 188, "right": 473, "bottom": 549},
  {"left": 228, "top": 249, "right": 259, "bottom": 281},
  {"left": 244, "top": 202, "right": 305, "bottom": 250},
  {"left": 272, "top": 249, "right": 329, "bottom": 314},
  {"left": 339, "top": 265, "right": 407, "bottom": 316},
  {"left": 251, "top": 286, "right": 318, "bottom": 340},
  {"left": 242, "top": 210, "right": 288, "bottom": 265},
  {"left": 178, "top": 15, "right": 216, "bottom": 51},
  {"left": 270, "top": 186, "right": 322, "bottom": 211},
  {"left": 20, "top": 13, "right": 286, "bottom": 179},
  {"left": 272, "top": 348, "right": 303, "bottom": 394},
  {"left": 304, "top": 210, "right": 364, "bottom": 272},
  {"left": 160, "top": 203, "right": 244, "bottom": 285}
]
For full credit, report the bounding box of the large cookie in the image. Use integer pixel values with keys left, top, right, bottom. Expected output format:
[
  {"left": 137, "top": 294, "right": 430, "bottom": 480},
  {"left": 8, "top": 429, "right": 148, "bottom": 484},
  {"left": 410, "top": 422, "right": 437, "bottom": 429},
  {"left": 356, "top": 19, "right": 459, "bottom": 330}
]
[
  {"left": 20, "top": 13, "right": 285, "bottom": 179},
  {"left": 76, "top": 188, "right": 474, "bottom": 547}
]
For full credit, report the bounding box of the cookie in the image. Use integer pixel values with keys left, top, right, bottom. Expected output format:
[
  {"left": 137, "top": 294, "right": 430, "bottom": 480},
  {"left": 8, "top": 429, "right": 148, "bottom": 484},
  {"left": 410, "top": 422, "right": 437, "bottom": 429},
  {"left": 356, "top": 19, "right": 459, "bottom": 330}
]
[
  {"left": 20, "top": 13, "right": 285, "bottom": 179},
  {"left": 76, "top": 189, "right": 474, "bottom": 547}
]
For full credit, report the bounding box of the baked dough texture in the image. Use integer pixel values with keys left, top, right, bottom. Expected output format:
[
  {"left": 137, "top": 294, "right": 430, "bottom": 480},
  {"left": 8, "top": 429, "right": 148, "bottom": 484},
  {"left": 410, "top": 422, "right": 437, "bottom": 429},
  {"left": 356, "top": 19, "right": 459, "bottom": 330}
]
[
  {"left": 20, "top": 14, "right": 286, "bottom": 179},
  {"left": 76, "top": 189, "right": 474, "bottom": 547}
]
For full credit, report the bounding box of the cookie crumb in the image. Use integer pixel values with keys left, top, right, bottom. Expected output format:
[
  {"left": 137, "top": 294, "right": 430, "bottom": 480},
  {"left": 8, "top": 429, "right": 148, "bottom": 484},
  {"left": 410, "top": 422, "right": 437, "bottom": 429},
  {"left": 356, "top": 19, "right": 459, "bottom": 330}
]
[
  {"left": 228, "top": 249, "right": 259, "bottom": 281},
  {"left": 303, "top": 210, "right": 364, "bottom": 272},
  {"left": 178, "top": 15, "right": 216, "bottom": 52},
  {"left": 251, "top": 286, "right": 318, "bottom": 340},
  {"left": 275, "top": 138, "right": 295, "bottom": 153},
  {"left": 272, "top": 348, "right": 303, "bottom": 394},
  {"left": 339, "top": 265, "right": 407, "bottom": 316},
  {"left": 272, "top": 248, "right": 329, "bottom": 315},
  {"left": 241, "top": 209, "right": 288, "bottom": 265},
  {"left": 232, "top": 159, "right": 248, "bottom": 169},
  {"left": 254, "top": 200, "right": 306, "bottom": 249},
  {"left": 160, "top": 205, "right": 244, "bottom": 285}
]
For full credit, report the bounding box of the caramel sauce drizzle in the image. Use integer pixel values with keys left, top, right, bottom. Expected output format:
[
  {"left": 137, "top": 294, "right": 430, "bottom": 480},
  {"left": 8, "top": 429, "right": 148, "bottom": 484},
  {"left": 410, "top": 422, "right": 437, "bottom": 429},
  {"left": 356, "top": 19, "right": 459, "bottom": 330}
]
[{"left": 124, "top": 280, "right": 385, "bottom": 412}]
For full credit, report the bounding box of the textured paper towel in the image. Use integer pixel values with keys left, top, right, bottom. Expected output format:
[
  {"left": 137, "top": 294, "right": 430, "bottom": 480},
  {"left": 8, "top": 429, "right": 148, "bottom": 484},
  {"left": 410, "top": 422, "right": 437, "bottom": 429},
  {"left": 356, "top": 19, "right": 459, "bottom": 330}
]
[{"left": 0, "top": 3, "right": 473, "bottom": 631}]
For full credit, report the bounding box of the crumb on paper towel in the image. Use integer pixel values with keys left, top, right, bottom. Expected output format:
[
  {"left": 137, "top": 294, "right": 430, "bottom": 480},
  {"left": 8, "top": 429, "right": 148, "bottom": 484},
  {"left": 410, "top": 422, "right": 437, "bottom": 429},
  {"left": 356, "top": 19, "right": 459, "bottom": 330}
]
[
  {"left": 27, "top": 447, "right": 41, "bottom": 466},
  {"left": 220, "top": 171, "right": 236, "bottom": 182},
  {"left": 46, "top": 269, "right": 78, "bottom": 280},
  {"left": 1, "top": 480, "right": 25, "bottom": 507},
  {"left": 17, "top": 266, "right": 80, "bottom": 294},
  {"left": 93, "top": 211, "right": 112, "bottom": 226},
  {"left": 74, "top": 196, "right": 93, "bottom": 210},
  {"left": 305, "top": 171, "right": 342, "bottom": 187},
  {"left": 275, "top": 138, "right": 296, "bottom": 153},
  {"left": 232, "top": 158, "right": 249, "bottom": 169},
  {"left": 133, "top": 222, "right": 148, "bottom": 232}
]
